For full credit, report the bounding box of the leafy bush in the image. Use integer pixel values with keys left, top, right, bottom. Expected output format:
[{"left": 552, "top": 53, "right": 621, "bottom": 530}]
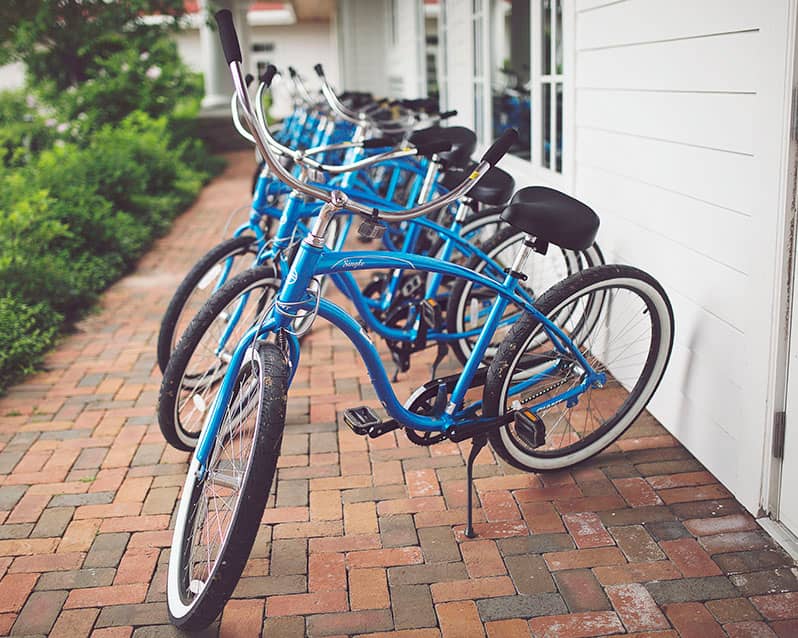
[
  {"left": 0, "top": 2, "right": 227, "bottom": 392},
  {"left": 0, "top": 296, "right": 61, "bottom": 391}
]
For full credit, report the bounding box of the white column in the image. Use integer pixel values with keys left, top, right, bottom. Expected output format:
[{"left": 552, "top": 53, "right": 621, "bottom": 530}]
[{"left": 199, "top": 0, "right": 251, "bottom": 110}]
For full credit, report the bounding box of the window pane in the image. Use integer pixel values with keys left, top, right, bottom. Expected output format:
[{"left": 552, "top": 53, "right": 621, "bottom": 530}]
[
  {"left": 542, "top": 82, "right": 551, "bottom": 167},
  {"left": 555, "top": 81, "right": 563, "bottom": 172},
  {"left": 491, "top": 0, "right": 530, "bottom": 158},
  {"left": 542, "top": 0, "right": 551, "bottom": 76},
  {"left": 555, "top": 0, "right": 563, "bottom": 74}
]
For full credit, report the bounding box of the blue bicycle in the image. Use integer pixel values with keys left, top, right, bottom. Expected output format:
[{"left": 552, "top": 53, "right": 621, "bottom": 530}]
[{"left": 165, "top": 12, "right": 674, "bottom": 630}]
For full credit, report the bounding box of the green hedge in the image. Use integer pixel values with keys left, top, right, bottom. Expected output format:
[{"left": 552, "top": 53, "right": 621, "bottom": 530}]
[{"left": 0, "top": 38, "right": 225, "bottom": 392}]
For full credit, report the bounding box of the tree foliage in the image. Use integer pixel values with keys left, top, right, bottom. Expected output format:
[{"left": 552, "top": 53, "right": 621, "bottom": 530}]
[{"left": 0, "top": 0, "right": 186, "bottom": 90}]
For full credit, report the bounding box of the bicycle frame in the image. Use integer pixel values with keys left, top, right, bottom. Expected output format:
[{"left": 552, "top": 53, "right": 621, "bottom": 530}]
[{"left": 193, "top": 240, "right": 604, "bottom": 472}]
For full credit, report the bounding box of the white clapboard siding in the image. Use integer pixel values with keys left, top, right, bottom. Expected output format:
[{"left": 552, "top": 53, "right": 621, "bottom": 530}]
[
  {"left": 577, "top": 127, "right": 757, "bottom": 217},
  {"left": 386, "top": 1, "right": 424, "bottom": 98},
  {"left": 573, "top": 0, "right": 793, "bottom": 513},
  {"left": 576, "top": 89, "right": 755, "bottom": 155},
  {"left": 577, "top": 30, "right": 759, "bottom": 93},
  {"left": 577, "top": 0, "right": 761, "bottom": 51},
  {"left": 577, "top": 164, "right": 751, "bottom": 275},
  {"left": 338, "top": 0, "right": 390, "bottom": 95}
]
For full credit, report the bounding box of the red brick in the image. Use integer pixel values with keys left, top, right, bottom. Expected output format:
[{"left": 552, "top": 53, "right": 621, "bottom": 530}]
[
  {"left": 700, "top": 531, "right": 774, "bottom": 555},
  {"left": 657, "top": 484, "right": 730, "bottom": 504},
  {"left": 481, "top": 491, "right": 521, "bottom": 522},
  {"left": 50, "top": 608, "right": 100, "bottom": 638},
  {"left": 460, "top": 540, "right": 505, "bottom": 578},
  {"left": 64, "top": 583, "right": 148, "bottom": 609},
  {"left": 58, "top": 518, "right": 101, "bottom": 553},
  {"left": 260, "top": 506, "right": 309, "bottom": 524},
  {"left": 723, "top": 621, "right": 779, "bottom": 638},
  {"left": 593, "top": 561, "right": 682, "bottom": 586},
  {"left": 513, "top": 485, "right": 582, "bottom": 503},
  {"left": 0, "top": 614, "right": 15, "bottom": 636},
  {"left": 9, "top": 552, "right": 84, "bottom": 573},
  {"left": 310, "top": 534, "right": 381, "bottom": 553},
  {"left": 377, "top": 496, "right": 446, "bottom": 516},
  {"left": 616, "top": 435, "right": 677, "bottom": 451},
  {"left": 704, "top": 597, "right": 762, "bottom": 623},
  {"left": 114, "top": 547, "right": 159, "bottom": 585},
  {"left": 646, "top": 471, "right": 716, "bottom": 490},
  {"left": 659, "top": 538, "right": 721, "bottom": 577},
  {"left": 474, "top": 475, "right": 540, "bottom": 491},
  {"left": 562, "top": 512, "right": 614, "bottom": 548},
  {"left": 310, "top": 490, "right": 342, "bottom": 521},
  {"left": 554, "top": 494, "right": 625, "bottom": 514},
  {"left": 347, "top": 547, "right": 423, "bottom": 569},
  {"left": 266, "top": 590, "right": 348, "bottom": 616},
  {"left": 349, "top": 568, "right": 389, "bottom": 610},
  {"left": 355, "top": 630, "right": 440, "bottom": 638},
  {"left": 453, "top": 520, "right": 528, "bottom": 541},
  {"left": 344, "top": 502, "right": 378, "bottom": 535},
  {"left": 528, "top": 611, "right": 624, "bottom": 637},
  {"left": 613, "top": 478, "right": 662, "bottom": 507},
  {"left": 431, "top": 576, "right": 515, "bottom": 603},
  {"left": 682, "top": 513, "right": 758, "bottom": 537},
  {"left": 309, "top": 552, "right": 346, "bottom": 592},
  {"left": 519, "top": 502, "right": 565, "bottom": 533},
  {"left": 273, "top": 520, "right": 342, "bottom": 539},
  {"left": 100, "top": 515, "right": 171, "bottom": 533},
  {"left": 0, "top": 573, "right": 38, "bottom": 613},
  {"left": 486, "top": 619, "right": 531, "bottom": 638},
  {"left": 544, "top": 547, "right": 625, "bottom": 571},
  {"left": 664, "top": 602, "right": 726, "bottom": 638},
  {"left": 436, "top": 601, "right": 485, "bottom": 638},
  {"left": 751, "top": 593, "right": 798, "bottom": 620},
  {"left": 606, "top": 583, "right": 669, "bottom": 632},
  {"left": 220, "top": 598, "right": 264, "bottom": 635},
  {"left": 772, "top": 619, "right": 798, "bottom": 637},
  {"left": 406, "top": 469, "right": 440, "bottom": 497}
]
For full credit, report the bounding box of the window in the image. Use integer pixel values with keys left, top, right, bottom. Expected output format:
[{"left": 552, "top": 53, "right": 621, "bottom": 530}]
[
  {"left": 490, "top": 0, "right": 530, "bottom": 159},
  {"left": 539, "top": 0, "right": 563, "bottom": 172}
]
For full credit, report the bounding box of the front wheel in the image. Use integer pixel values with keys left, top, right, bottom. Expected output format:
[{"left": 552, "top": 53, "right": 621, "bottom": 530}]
[
  {"left": 483, "top": 265, "right": 674, "bottom": 471},
  {"left": 167, "top": 342, "right": 287, "bottom": 631}
]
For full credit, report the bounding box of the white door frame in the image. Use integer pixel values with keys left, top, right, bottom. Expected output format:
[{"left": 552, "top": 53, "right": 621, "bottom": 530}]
[{"left": 763, "top": 0, "right": 798, "bottom": 533}]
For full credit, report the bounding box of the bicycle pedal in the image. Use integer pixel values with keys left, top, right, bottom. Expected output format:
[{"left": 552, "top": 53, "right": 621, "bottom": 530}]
[
  {"left": 514, "top": 407, "right": 546, "bottom": 449},
  {"left": 343, "top": 406, "right": 381, "bottom": 436}
]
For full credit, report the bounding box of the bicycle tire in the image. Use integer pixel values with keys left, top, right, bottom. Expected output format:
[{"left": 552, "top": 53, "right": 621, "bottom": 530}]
[
  {"left": 158, "top": 266, "right": 281, "bottom": 451},
  {"left": 157, "top": 235, "right": 259, "bottom": 373},
  {"left": 167, "top": 341, "right": 287, "bottom": 630},
  {"left": 483, "top": 264, "right": 674, "bottom": 471}
]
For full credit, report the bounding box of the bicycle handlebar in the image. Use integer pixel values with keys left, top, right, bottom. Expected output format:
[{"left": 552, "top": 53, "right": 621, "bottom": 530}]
[{"left": 214, "top": 10, "right": 517, "bottom": 222}]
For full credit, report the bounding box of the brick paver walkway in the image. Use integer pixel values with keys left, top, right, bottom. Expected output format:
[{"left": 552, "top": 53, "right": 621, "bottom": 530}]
[{"left": 1, "top": 152, "right": 797, "bottom": 637}]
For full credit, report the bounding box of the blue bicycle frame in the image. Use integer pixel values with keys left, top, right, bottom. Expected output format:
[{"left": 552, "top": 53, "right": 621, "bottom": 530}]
[{"left": 193, "top": 239, "right": 604, "bottom": 472}]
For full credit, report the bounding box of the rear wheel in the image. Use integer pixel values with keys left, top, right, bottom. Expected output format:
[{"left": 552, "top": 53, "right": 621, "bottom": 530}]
[
  {"left": 483, "top": 265, "right": 674, "bottom": 471},
  {"left": 446, "top": 226, "right": 585, "bottom": 365},
  {"left": 158, "top": 266, "right": 281, "bottom": 451},
  {"left": 167, "top": 342, "right": 287, "bottom": 630},
  {"left": 158, "top": 235, "right": 259, "bottom": 373}
]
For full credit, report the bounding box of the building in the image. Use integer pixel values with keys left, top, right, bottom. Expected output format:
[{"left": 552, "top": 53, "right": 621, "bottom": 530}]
[{"left": 331, "top": 0, "right": 798, "bottom": 550}]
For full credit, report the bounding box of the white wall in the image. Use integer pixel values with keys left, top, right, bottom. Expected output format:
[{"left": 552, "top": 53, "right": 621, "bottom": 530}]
[
  {"left": 571, "top": 0, "right": 795, "bottom": 513},
  {"left": 337, "top": 0, "right": 390, "bottom": 96}
]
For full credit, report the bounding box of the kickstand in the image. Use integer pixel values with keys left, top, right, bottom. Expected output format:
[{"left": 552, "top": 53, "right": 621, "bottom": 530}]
[{"left": 464, "top": 434, "right": 487, "bottom": 539}]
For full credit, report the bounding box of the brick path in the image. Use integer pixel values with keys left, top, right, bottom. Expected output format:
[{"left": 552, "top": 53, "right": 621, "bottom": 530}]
[{"left": 0, "top": 152, "right": 797, "bottom": 637}]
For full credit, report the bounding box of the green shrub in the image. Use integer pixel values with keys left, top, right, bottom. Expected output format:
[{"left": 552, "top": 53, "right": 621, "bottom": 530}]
[{"left": 0, "top": 295, "right": 61, "bottom": 390}]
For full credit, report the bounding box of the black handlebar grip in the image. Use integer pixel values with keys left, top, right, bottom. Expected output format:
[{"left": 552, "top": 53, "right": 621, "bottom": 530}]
[
  {"left": 362, "top": 138, "right": 393, "bottom": 149},
  {"left": 314, "top": 64, "right": 325, "bottom": 78},
  {"left": 414, "top": 138, "right": 453, "bottom": 157},
  {"left": 438, "top": 110, "right": 458, "bottom": 120},
  {"left": 214, "top": 10, "right": 242, "bottom": 65},
  {"left": 245, "top": 73, "right": 254, "bottom": 87},
  {"left": 260, "top": 64, "right": 277, "bottom": 88},
  {"left": 481, "top": 128, "right": 519, "bottom": 166},
  {"left": 288, "top": 66, "right": 298, "bottom": 78}
]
